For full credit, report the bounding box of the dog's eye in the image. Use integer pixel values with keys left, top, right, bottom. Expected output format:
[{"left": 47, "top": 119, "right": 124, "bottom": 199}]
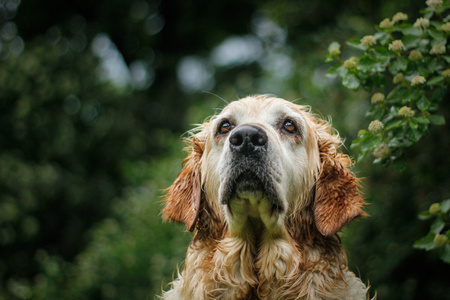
[
  {"left": 282, "top": 119, "right": 298, "bottom": 134},
  {"left": 218, "top": 120, "right": 233, "bottom": 134}
]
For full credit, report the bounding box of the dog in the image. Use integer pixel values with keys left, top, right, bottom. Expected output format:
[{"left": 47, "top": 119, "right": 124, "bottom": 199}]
[{"left": 161, "top": 95, "right": 369, "bottom": 299}]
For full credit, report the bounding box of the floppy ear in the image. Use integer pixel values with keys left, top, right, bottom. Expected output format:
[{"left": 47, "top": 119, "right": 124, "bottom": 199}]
[
  {"left": 313, "top": 131, "right": 367, "bottom": 237},
  {"left": 162, "top": 136, "right": 204, "bottom": 232}
]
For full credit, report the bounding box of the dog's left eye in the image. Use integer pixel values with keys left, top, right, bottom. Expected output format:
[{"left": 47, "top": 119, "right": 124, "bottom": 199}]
[{"left": 282, "top": 119, "right": 298, "bottom": 134}]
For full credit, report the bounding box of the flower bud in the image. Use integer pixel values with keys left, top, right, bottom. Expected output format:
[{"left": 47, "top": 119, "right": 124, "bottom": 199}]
[
  {"left": 357, "top": 130, "right": 366, "bottom": 137},
  {"left": 409, "top": 50, "right": 423, "bottom": 61},
  {"left": 442, "top": 69, "right": 450, "bottom": 78},
  {"left": 329, "top": 48, "right": 341, "bottom": 56},
  {"left": 442, "top": 22, "right": 450, "bottom": 32},
  {"left": 368, "top": 120, "right": 384, "bottom": 132},
  {"left": 398, "top": 106, "right": 415, "bottom": 117},
  {"left": 373, "top": 143, "right": 391, "bottom": 159},
  {"left": 379, "top": 18, "right": 394, "bottom": 29},
  {"left": 430, "top": 45, "right": 446, "bottom": 55},
  {"left": 389, "top": 40, "right": 405, "bottom": 52},
  {"left": 343, "top": 57, "right": 359, "bottom": 69},
  {"left": 414, "top": 17, "right": 430, "bottom": 29},
  {"left": 429, "top": 203, "right": 441, "bottom": 215},
  {"left": 371, "top": 93, "right": 385, "bottom": 104},
  {"left": 393, "top": 73, "right": 405, "bottom": 84},
  {"left": 434, "top": 234, "right": 448, "bottom": 247},
  {"left": 393, "top": 12, "right": 408, "bottom": 23},
  {"left": 411, "top": 76, "right": 426, "bottom": 86},
  {"left": 426, "top": 0, "right": 443, "bottom": 8},
  {"left": 361, "top": 35, "right": 376, "bottom": 47}
]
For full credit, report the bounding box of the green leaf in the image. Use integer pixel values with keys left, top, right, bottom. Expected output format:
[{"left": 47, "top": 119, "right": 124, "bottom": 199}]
[
  {"left": 358, "top": 55, "right": 382, "bottom": 72},
  {"left": 402, "top": 35, "right": 422, "bottom": 49},
  {"left": 413, "top": 232, "right": 437, "bottom": 250},
  {"left": 385, "top": 119, "right": 404, "bottom": 130},
  {"left": 356, "top": 147, "right": 370, "bottom": 163},
  {"left": 431, "top": 218, "right": 445, "bottom": 234},
  {"left": 429, "top": 114, "right": 446, "bottom": 125},
  {"left": 346, "top": 38, "right": 366, "bottom": 50},
  {"left": 418, "top": 210, "right": 433, "bottom": 220},
  {"left": 360, "top": 135, "right": 383, "bottom": 151},
  {"left": 443, "top": 56, "right": 450, "bottom": 64},
  {"left": 408, "top": 128, "right": 423, "bottom": 142},
  {"left": 389, "top": 56, "right": 408, "bottom": 74},
  {"left": 336, "top": 65, "right": 348, "bottom": 77},
  {"left": 409, "top": 119, "right": 419, "bottom": 130},
  {"left": 326, "top": 65, "right": 339, "bottom": 78},
  {"left": 426, "top": 76, "right": 445, "bottom": 86},
  {"left": 439, "top": 244, "right": 450, "bottom": 263},
  {"left": 429, "top": 29, "right": 446, "bottom": 43},
  {"left": 400, "top": 26, "right": 423, "bottom": 36},
  {"left": 431, "top": 87, "right": 446, "bottom": 102},
  {"left": 427, "top": 58, "right": 438, "bottom": 73},
  {"left": 417, "top": 96, "right": 431, "bottom": 111},
  {"left": 350, "top": 136, "right": 366, "bottom": 149},
  {"left": 325, "top": 55, "right": 335, "bottom": 63},
  {"left": 386, "top": 85, "right": 401, "bottom": 102},
  {"left": 414, "top": 115, "right": 430, "bottom": 124},
  {"left": 418, "top": 38, "right": 430, "bottom": 50},
  {"left": 373, "top": 109, "right": 384, "bottom": 120},
  {"left": 389, "top": 136, "right": 413, "bottom": 148},
  {"left": 342, "top": 73, "right": 360, "bottom": 89},
  {"left": 441, "top": 199, "right": 450, "bottom": 213},
  {"left": 421, "top": 8, "right": 434, "bottom": 19},
  {"left": 373, "top": 31, "right": 390, "bottom": 44},
  {"left": 373, "top": 47, "right": 391, "bottom": 67}
]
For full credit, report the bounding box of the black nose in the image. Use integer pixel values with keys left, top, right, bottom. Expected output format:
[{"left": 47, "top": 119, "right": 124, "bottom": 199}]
[{"left": 229, "top": 125, "right": 268, "bottom": 156}]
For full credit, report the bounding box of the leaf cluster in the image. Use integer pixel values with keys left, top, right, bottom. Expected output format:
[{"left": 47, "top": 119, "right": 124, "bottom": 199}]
[
  {"left": 414, "top": 200, "right": 450, "bottom": 263},
  {"left": 327, "top": 1, "right": 450, "bottom": 172}
]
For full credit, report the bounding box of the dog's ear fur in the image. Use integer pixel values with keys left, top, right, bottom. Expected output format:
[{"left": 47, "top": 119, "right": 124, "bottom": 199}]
[
  {"left": 162, "top": 136, "right": 204, "bottom": 232},
  {"left": 313, "top": 126, "right": 366, "bottom": 237}
]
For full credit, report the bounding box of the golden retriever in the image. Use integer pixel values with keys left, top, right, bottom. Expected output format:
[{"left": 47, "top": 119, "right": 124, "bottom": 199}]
[{"left": 161, "top": 95, "right": 369, "bottom": 299}]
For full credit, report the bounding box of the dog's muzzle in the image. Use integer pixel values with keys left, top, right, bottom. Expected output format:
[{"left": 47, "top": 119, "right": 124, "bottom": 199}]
[{"left": 220, "top": 125, "right": 281, "bottom": 212}]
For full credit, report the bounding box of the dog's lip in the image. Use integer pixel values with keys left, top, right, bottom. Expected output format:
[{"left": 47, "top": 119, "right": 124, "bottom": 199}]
[
  {"left": 236, "top": 189, "right": 263, "bottom": 200},
  {"left": 220, "top": 169, "right": 281, "bottom": 212}
]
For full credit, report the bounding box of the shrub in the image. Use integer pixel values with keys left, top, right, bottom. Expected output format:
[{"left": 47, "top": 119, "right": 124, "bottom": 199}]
[{"left": 326, "top": 0, "right": 450, "bottom": 262}]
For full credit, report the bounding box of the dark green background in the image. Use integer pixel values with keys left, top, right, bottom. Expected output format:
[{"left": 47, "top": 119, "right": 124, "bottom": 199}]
[{"left": 0, "top": 0, "right": 448, "bottom": 299}]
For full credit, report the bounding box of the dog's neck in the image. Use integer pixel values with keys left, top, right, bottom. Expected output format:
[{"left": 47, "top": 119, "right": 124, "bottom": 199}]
[{"left": 193, "top": 193, "right": 341, "bottom": 256}]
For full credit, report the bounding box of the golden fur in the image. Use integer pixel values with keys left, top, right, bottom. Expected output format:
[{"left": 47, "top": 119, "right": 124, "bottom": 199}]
[{"left": 161, "top": 96, "right": 370, "bottom": 299}]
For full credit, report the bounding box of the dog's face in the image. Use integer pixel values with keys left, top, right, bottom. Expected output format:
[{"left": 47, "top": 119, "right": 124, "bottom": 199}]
[
  {"left": 163, "top": 96, "right": 365, "bottom": 238},
  {"left": 201, "top": 97, "right": 320, "bottom": 236}
]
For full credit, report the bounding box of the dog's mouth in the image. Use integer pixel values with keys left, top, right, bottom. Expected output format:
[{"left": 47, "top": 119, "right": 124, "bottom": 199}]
[{"left": 220, "top": 167, "right": 281, "bottom": 213}]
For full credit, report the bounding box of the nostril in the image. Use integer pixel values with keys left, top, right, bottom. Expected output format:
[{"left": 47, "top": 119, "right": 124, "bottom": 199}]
[
  {"left": 251, "top": 133, "right": 267, "bottom": 146},
  {"left": 230, "top": 133, "right": 243, "bottom": 146}
]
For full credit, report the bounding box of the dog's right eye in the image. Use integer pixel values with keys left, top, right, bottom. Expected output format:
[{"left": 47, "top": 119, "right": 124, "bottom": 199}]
[
  {"left": 282, "top": 119, "right": 298, "bottom": 134},
  {"left": 218, "top": 120, "right": 233, "bottom": 134}
]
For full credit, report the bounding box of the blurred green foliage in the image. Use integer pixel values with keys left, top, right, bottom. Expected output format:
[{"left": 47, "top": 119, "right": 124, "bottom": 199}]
[
  {"left": 0, "top": 0, "right": 449, "bottom": 299},
  {"left": 414, "top": 199, "right": 450, "bottom": 262},
  {"left": 327, "top": 2, "right": 449, "bottom": 171},
  {"left": 326, "top": 0, "right": 450, "bottom": 267}
]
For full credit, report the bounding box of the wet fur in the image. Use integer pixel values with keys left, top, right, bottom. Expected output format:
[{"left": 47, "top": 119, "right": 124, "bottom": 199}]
[{"left": 161, "top": 96, "right": 370, "bottom": 299}]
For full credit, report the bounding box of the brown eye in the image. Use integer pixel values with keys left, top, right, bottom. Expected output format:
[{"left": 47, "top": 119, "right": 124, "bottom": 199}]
[
  {"left": 282, "top": 119, "right": 298, "bottom": 134},
  {"left": 218, "top": 120, "right": 233, "bottom": 134}
]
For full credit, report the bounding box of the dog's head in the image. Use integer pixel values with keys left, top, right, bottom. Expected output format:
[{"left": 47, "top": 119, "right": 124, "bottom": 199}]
[{"left": 163, "top": 96, "right": 365, "bottom": 238}]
